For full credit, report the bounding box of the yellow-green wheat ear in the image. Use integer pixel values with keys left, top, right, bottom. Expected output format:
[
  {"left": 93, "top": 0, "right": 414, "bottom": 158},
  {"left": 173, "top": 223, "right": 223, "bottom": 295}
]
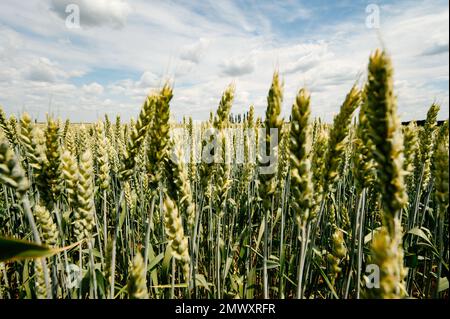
[
  {"left": 163, "top": 195, "right": 190, "bottom": 281},
  {"left": 402, "top": 121, "right": 419, "bottom": 195},
  {"left": 432, "top": 120, "right": 449, "bottom": 215},
  {"left": 326, "top": 228, "right": 347, "bottom": 285},
  {"left": 402, "top": 121, "right": 419, "bottom": 174},
  {"left": 19, "top": 112, "right": 38, "bottom": 165},
  {"left": 22, "top": 124, "right": 47, "bottom": 188},
  {"left": 165, "top": 138, "right": 196, "bottom": 230},
  {"left": 33, "top": 204, "right": 59, "bottom": 246},
  {"left": 34, "top": 258, "right": 50, "bottom": 299},
  {"left": 8, "top": 114, "right": 20, "bottom": 148},
  {"left": 60, "top": 149, "right": 79, "bottom": 208},
  {"left": 120, "top": 93, "right": 158, "bottom": 180},
  {"left": 104, "top": 238, "right": 114, "bottom": 289},
  {"left": 367, "top": 219, "right": 407, "bottom": 299},
  {"left": 289, "top": 88, "right": 314, "bottom": 224},
  {"left": 123, "top": 180, "right": 137, "bottom": 212},
  {"left": 213, "top": 84, "right": 235, "bottom": 130},
  {"left": 240, "top": 118, "right": 255, "bottom": 197},
  {"left": 187, "top": 116, "right": 196, "bottom": 185},
  {"left": 277, "top": 123, "right": 290, "bottom": 186},
  {"left": 95, "top": 121, "right": 111, "bottom": 190},
  {"left": 40, "top": 117, "right": 62, "bottom": 207},
  {"left": 74, "top": 150, "right": 95, "bottom": 242},
  {"left": 419, "top": 103, "right": 440, "bottom": 190},
  {"left": 0, "top": 106, "right": 18, "bottom": 147},
  {"left": 0, "top": 141, "right": 29, "bottom": 197},
  {"left": 311, "top": 125, "right": 328, "bottom": 217},
  {"left": 212, "top": 89, "right": 233, "bottom": 203},
  {"left": 264, "top": 71, "right": 284, "bottom": 141},
  {"left": 64, "top": 128, "right": 76, "bottom": 155},
  {"left": 62, "top": 119, "right": 70, "bottom": 140},
  {"left": 247, "top": 105, "right": 255, "bottom": 128},
  {"left": 146, "top": 83, "right": 173, "bottom": 186},
  {"left": 127, "top": 252, "right": 148, "bottom": 299},
  {"left": 214, "top": 132, "right": 232, "bottom": 214}
]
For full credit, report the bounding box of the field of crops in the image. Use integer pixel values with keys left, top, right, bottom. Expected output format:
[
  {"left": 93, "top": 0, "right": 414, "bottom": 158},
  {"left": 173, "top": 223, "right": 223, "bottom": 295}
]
[{"left": 0, "top": 49, "right": 448, "bottom": 299}]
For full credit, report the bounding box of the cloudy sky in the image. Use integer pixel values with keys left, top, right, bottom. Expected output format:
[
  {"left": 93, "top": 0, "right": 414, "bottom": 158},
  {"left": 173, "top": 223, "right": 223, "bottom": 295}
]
[{"left": 0, "top": 0, "right": 448, "bottom": 123}]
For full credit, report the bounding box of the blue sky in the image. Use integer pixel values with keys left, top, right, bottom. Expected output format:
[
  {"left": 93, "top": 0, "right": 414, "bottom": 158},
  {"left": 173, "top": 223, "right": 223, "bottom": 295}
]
[{"left": 0, "top": 0, "right": 448, "bottom": 122}]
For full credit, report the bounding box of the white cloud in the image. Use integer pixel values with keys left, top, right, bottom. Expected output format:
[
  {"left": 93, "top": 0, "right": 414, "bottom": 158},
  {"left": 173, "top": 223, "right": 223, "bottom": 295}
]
[
  {"left": 421, "top": 41, "right": 449, "bottom": 56},
  {"left": 281, "top": 42, "right": 333, "bottom": 74},
  {"left": 221, "top": 54, "right": 256, "bottom": 76},
  {"left": 0, "top": 0, "right": 448, "bottom": 123},
  {"left": 24, "top": 57, "right": 65, "bottom": 83},
  {"left": 255, "top": 1, "right": 312, "bottom": 23},
  {"left": 205, "top": 0, "right": 256, "bottom": 33},
  {"left": 180, "top": 38, "right": 210, "bottom": 64},
  {"left": 137, "top": 71, "right": 159, "bottom": 88},
  {"left": 0, "top": 67, "right": 19, "bottom": 83},
  {"left": 82, "top": 82, "right": 104, "bottom": 95}
]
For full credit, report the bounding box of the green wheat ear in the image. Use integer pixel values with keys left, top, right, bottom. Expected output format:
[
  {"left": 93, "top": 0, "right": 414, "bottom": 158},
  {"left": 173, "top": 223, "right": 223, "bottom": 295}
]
[
  {"left": 260, "top": 71, "right": 284, "bottom": 210},
  {"left": 364, "top": 49, "right": 407, "bottom": 299},
  {"left": 365, "top": 49, "right": 408, "bottom": 227},
  {"left": 120, "top": 92, "right": 158, "bottom": 180},
  {"left": 146, "top": 83, "right": 173, "bottom": 187},
  {"left": 353, "top": 89, "right": 375, "bottom": 191},
  {"left": 324, "top": 85, "right": 360, "bottom": 193}
]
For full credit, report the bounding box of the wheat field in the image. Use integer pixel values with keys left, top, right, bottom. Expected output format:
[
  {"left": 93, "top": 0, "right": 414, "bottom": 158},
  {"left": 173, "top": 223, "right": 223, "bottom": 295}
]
[{"left": 0, "top": 49, "right": 448, "bottom": 299}]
